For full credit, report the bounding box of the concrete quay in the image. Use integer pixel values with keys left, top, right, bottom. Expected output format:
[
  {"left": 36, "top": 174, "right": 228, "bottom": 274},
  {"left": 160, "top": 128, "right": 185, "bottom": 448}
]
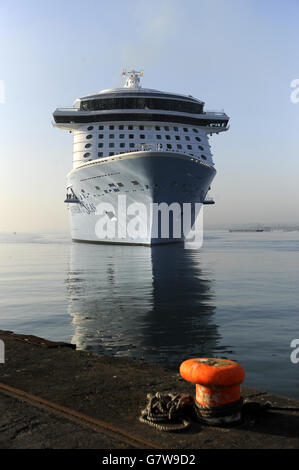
[{"left": 0, "top": 330, "right": 298, "bottom": 449}]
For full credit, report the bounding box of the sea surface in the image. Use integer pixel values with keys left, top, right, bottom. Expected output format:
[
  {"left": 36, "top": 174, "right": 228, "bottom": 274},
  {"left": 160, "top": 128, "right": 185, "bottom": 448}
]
[{"left": 0, "top": 230, "right": 298, "bottom": 400}]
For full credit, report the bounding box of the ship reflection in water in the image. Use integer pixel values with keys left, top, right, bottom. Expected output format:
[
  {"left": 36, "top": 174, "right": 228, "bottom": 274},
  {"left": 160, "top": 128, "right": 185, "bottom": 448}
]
[{"left": 66, "top": 243, "right": 232, "bottom": 369}]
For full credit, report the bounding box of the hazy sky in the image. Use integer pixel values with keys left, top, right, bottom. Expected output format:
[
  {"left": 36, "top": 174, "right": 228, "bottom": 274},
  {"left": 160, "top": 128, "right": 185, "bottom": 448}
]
[{"left": 0, "top": 0, "right": 298, "bottom": 232}]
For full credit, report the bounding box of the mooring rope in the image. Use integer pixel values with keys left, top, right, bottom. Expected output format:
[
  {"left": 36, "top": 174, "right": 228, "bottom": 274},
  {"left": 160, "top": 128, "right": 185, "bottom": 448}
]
[
  {"left": 139, "top": 393, "right": 299, "bottom": 432},
  {"left": 139, "top": 392, "right": 194, "bottom": 432}
]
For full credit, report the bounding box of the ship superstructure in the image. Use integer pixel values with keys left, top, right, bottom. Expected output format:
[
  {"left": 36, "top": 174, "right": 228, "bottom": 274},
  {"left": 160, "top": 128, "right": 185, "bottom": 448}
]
[{"left": 53, "top": 71, "right": 229, "bottom": 244}]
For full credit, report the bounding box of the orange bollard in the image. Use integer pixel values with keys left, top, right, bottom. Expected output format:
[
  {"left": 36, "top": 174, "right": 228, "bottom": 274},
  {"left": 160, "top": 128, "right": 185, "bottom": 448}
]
[{"left": 180, "top": 358, "right": 245, "bottom": 425}]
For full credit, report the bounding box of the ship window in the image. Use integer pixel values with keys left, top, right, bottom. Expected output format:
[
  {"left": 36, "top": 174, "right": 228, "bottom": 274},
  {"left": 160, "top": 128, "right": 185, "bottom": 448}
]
[
  {"left": 193, "top": 128, "right": 199, "bottom": 133},
  {"left": 99, "top": 125, "right": 104, "bottom": 130},
  {"left": 98, "top": 143, "right": 103, "bottom": 148},
  {"left": 98, "top": 152, "right": 103, "bottom": 157},
  {"left": 87, "top": 125, "right": 94, "bottom": 131},
  {"left": 187, "top": 145, "right": 192, "bottom": 150},
  {"left": 166, "top": 135, "right": 171, "bottom": 140},
  {"left": 95, "top": 186, "right": 100, "bottom": 190},
  {"left": 167, "top": 144, "right": 172, "bottom": 149},
  {"left": 174, "top": 126, "right": 178, "bottom": 131},
  {"left": 164, "top": 126, "right": 169, "bottom": 131},
  {"left": 139, "top": 125, "right": 144, "bottom": 130},
  {"left": 81, "top": 189, "right": 85, "bottom": 192},
  {"left": 155, "top": 126, "right": 161, "bottom": 130},
  {"left": 195, "top": 137, "right": 202, "bottom": 142},
  {"left": 183, "top": 128, "right": 188, "bottom": 132},
  {"left": 98, "top": 134, "right": 104, "bottom": 138},
  {"left": 83, "top": 152, "right": 91, "bottom": 158},
  {"left": 119, "top": 134, "right": 125, "bottom": 139},
  {"left": 201, "top": 154, "right": 207, "bottom": 160},
  {"left": 119, "top": 125, "right": 124, "bottom": 130},
  {"left": 109, "top": 152, "right": 114, "bottom": 156},
  {"left": 131, "top": 181, "right": 139, "bottom": 185},
  {"left": 80, "top": 97, "right": 204, "bottom": 114},
  {"left": 129, "top": 134, "right": 134, "bottom": 139},
  {"left": 140, "top": 134, "right": 145, "bottom": 139},
  {"left": 117, "top": 183, "right": 124, "bottom": 187},
  {"left": 109, "top": 125, "right": 114, "bottom": 130},
  {"left": 175, "top": 136, "right": 180, "bottom": 141},
  {"left": 109, "top": 134, "right": 114, "bottom": 138},
  {"left": 109, "top": 143, "right": 115, "bottom": 148},
  {"left": 85, "top": 143, "right": 92, "bottom": 148},
  {"left": 177, "top": 144, "right": 182, "bottom": 149},
  {"left": 128, "top": 125, "right": 133, "bottom": 130},
  {"left": 86, "top": 134, "right": 93, "bottom": 139},
  {"left": 198, "top": 145, "right": 204, "bottom": 150},
  {"left": 114, "top": 188, "right": 120, "bottom": 192},
  {"left": 185, "top": 136, "right": 190, "bottom": 141},
  {"left": 120, "top": 142, "right": 125, "bottom": 148},
  {"left": 109, "top": 183, "right": 115, "bottom": 187},
  {"left": 129, "top": 143, "right": 135, "bottom": 148},
  {"left": 156, "top": 135, "right": 161, "bottom": 139}
]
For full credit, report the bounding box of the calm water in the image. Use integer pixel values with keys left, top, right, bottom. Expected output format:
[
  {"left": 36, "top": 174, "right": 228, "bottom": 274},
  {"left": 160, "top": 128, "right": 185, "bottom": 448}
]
[{"left": 0, "top": 230, "right": 298, "bottom": 400}]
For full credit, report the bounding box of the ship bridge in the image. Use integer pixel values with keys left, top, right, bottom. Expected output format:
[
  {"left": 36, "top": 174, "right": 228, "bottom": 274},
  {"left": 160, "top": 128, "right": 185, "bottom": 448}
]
[{"left": 53, "top": 70, "right": 229, "bottom": 130}]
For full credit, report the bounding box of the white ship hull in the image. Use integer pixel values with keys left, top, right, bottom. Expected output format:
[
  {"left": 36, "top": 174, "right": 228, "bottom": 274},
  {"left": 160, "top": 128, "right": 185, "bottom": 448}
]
[{"left": 67, "top": 151, "right": 216, "bottom": 245}]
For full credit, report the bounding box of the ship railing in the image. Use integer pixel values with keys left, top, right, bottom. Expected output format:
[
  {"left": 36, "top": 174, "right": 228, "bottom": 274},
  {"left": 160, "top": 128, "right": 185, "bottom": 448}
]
[
  {"left": 204, "top": 109, "right": 226, "bottom": 115},
  {"left": 55, "top": 107, "right": 79, "bottom": 112}
]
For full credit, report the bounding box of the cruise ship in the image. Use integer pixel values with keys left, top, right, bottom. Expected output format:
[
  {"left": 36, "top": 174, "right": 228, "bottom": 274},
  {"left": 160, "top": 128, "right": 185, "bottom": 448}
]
[{"left": 53, "top": 71, "right": 229, "bottom": 245}]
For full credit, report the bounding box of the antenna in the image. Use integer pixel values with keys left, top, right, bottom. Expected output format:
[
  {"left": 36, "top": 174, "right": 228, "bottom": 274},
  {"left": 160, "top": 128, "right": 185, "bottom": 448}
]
[{"left": 122, "top": 69, "right": 143, "bottom": 88}]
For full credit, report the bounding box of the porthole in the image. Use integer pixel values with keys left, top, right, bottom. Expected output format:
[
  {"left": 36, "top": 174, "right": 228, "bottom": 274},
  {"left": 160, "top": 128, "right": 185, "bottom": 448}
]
[
  {"left": 95, "top": 186, "right": 100, "bottom": 190},
  {"left": 166, "top": 135, "right": 170, "bottom": 140},
  {"left": 86, "top": 134, "right": 93, "bottom": 139},
  {"left": 167, "top": 144, "right": 172, "bottom": 149},
  {"left": 131, "top": 181, "right": 139, "bottom": 185},
  {"left": 196, "top": 137, "right": 202, "bottom": 142},
  {"left": 198, "top": 145, "right": 204, "bottom": 150},
  {"left": 164, "top": 126, "right": 169, "bottom": 131},
  {"left": 187, "top": 145, "right": 192, "bottom": 150},
  {"left": 83, "top": 152, "right": 91, "bottom": 158},
  {"left": 175, "top": 136, "right": 180, "bottom": 141},
  {"left": 174, "top": 126, "right": 178, "bottom": 131},
  {"left": 85, "top": 143, "right": 92, "bottom": 148},
  {"left": 201, "top": 154, "right": 207, "bottom": 160},
  {"left": 156, "top": 135, "right": 161, "bottom": 139},
  {"left": 192, "top": 128, "right": 199, "bottom": 133},
  {"left": 177, "top": 144, "right": 182, "bottom": 149},
  {"left": 185, "top": 136, "right": 190, "bottom": 141},
  {"left": 183, "top": 128, "right": 188, "bottom": 132},
  {"left": 87, "top": 126, "right": 94, "bottom": 131}
]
